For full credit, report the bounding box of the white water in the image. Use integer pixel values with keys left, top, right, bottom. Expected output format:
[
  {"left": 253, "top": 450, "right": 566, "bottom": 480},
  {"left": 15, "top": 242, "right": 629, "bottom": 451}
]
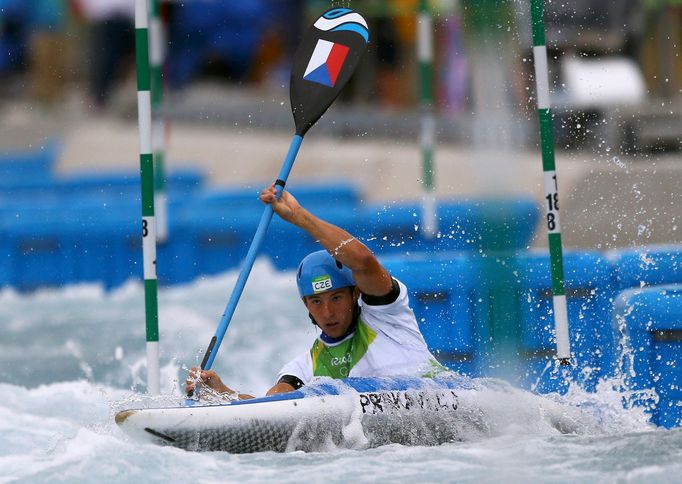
[{"left": 1, "top": 260, "right": 680, "bottom": 483}]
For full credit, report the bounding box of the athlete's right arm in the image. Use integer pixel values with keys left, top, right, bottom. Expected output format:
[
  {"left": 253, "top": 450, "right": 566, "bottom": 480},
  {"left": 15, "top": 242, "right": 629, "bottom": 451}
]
[
  {"left": 185, "top": 368, "right": 254, "bottom": 400},
  {"left": 260, "top": 185, "right": 392, "bottom": 297}
]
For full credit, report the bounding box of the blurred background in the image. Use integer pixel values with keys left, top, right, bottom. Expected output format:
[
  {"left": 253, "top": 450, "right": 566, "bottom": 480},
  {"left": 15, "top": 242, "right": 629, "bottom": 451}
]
[
  {"left": 0, "top": 0, "right": 681, "bottom": 271},
  {"left": 2, "top": 0, "right": 680, "bottom": 141}
]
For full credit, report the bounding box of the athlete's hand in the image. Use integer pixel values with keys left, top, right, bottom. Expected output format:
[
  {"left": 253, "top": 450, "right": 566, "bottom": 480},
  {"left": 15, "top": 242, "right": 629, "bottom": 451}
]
[
  {"left": 185, "top": 367, "right": 231, "bottom": 394},
  {"left": 260, "top": 184, "right": 301, "bottom": 223}
]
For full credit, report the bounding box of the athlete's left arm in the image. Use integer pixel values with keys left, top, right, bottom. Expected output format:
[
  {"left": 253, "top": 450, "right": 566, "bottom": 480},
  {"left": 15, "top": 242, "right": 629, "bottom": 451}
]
[{"left": 266, "top": 382, "right": 296, "bottom": 396}]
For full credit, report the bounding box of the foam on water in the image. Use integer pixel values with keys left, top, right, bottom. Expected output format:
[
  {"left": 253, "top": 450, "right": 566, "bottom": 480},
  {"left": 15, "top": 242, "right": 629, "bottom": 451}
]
[{"left": 0, "top": 260, "right": 680, "bottom": 483}]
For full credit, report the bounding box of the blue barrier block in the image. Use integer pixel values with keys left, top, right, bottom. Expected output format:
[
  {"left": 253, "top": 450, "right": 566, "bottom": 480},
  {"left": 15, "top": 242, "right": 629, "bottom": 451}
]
[
  {"left": 0, "top": 258, "right": 10, "bottom": 287},
  {"left": 608, "top": 245, "right": 682, "bottom": 289},
  {"left": 0, "top": 168, "right": 203, "bottom": 203},
  {"left": 182, "top": 188, "right": 264, "bottom": 215},
  {"left": 381, "top": 253, "right": 489, "bottom": 377},
  {"left": 167, "top": 207, "right": 260, "bottom": 280},
  {"left": 0, "top": 191, "right": 63, "bottom": 210},
  {"left": 513, "top": 251, "right": 616, "bottom": 394},
  {"left": 360, "top": 198, "right": 539, "bottom": 255},
  {"left": 360, "top": 202, "right": 443, "bottom": 254},
  {"left": 58, "top": 168, "right": 204, "bottom": 199},
  {"left": 265, "top": 208, "right": 359, "bottom": 271},
  {"left": 154, "top": 198, "right": 212, "bottom": 286},
  {"left": 185, "top": 181, "right": 360, "bottom": 215},
  {"left": 613, "top": 285, "right": 682, "bottom": 428},
  {"left": 0, "top": 197, "right": 173, "bottom": 290},
  {"left": 67, "top": 202, "right": 141, "bottom": 289},
  {"left": 0, "top": 229, "right": 9, "bottom": 286},
  {"left": 2, "top": 208, "right": 76, "bottom": 290},
  {"left": 68, "top": 197, "right": 186, "bottom": 289},
  {"left": 0, "top": 139, "right": 59, "bottom": 186},
  {"left": 157, "top": 222, "right": 194, "bottom": 286},
  {"left": 0, "top": 200, "right": 144, "bottom": 290},
  {"left": 473, "top": 199, "right": 540, "bottom": 251},
  {"left": 287, "top": 181, "right": 361, "bottom": 207},
  {"left": 176, "top": 182, "right": 361, "bottom": 273}
]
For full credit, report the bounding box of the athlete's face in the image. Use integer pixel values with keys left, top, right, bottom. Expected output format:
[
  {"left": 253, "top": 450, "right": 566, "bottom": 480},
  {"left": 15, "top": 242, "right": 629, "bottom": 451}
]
[{"left": 303, "top": 287, "right": 359, "bottom": 338}]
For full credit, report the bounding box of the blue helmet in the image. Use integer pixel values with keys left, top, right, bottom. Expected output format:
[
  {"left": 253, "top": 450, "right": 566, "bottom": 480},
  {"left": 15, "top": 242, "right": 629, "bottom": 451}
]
[{"left": 296, "top": 250, "right": 355, "bottom": 297}]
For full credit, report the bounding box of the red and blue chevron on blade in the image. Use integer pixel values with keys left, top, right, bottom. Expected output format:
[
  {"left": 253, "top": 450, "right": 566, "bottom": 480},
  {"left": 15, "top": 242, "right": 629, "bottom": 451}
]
[{"left": 303, "top": 39, "right": 350, "bottom": 88}]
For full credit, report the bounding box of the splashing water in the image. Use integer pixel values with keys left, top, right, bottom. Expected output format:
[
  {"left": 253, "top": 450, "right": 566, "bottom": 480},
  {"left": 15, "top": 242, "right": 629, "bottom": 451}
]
[{"left": 0, "top": 260, "right": 679, "bottom": 483}]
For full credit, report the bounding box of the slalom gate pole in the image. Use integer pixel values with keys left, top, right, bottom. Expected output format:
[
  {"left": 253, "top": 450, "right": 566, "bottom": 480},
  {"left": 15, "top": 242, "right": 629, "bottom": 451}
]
[
  {"left": 150, "top": 0, "right": 168, "bottom": 243},
  {"left": 530, "top": 0, "right": 570, "bottom": 364},
  {"left": 418, "top": 0, "right": 437, "bottom": 238},
  {"left": 135, "top": 0, "right": 161, "bottom": 393}
]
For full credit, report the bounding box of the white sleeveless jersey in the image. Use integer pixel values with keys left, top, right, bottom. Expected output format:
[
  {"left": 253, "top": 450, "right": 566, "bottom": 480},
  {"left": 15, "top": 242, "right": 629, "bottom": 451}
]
[{"left": 276, "top": 279, "right": 440, "bottom": 384}]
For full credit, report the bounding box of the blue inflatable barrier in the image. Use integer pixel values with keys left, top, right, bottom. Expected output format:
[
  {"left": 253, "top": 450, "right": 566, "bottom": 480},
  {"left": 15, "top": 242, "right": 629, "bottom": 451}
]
[
  {"left": 0, "top": 140, "right": 59, "bottom": 186},
  {"left": 513, "top": 251, "right": 616, "bottom": 394},
  {"left": 2, "top": 208, "right": 76, "bottom": 290},
  {"left": 608, "top": 245, "right": 682, "bottom": 289},
  {"left": 0, "top": 255, "right": 8, "bottom": 287},
  {"left": 613, "top": 285, "right": 682, "bottom": 428},
  {"left": 59, "top": 169, "right": 204, "bottom": 199},
  {"left": 166, "top": 207, "right": 260, "bottom": 281},
  {"left": 52, "top": 198, "right": 192, "bottom": 290},
  {"left": 69, "top": 202, "right": 142, "bottom": 289},
  {"left": 184, "top": 181, "right": 360, "bottom": 216},
  {"left": 11, "top": 198, "right": 201, "bottom": 290},
  {"left": 0, "top": 169, "right": 204, "bottom": 201},
  {"left": 381, "top": 253, "right": 489, "bottom": 377},
  {"left": 0, "top": 201, "right": 143, "bottom": 290},
  {"left": 265, "top": 207, "right": 359, "bottom": 271},
  {"left": 175, "top": 182, "right": 361, "bottom": 273},
  {"left": 287, "top": 181, "right": 361, "bottom": 207},
  {"left": 0, "top": 179, "right": 361, "bottom": 289},
  {"left": 360, "top": 198, "right": 539, "bottom": 255},
  {"left": 182, "top": 188, "right": 268, "bottom": 215},
  {"left": 0, "top": 170, "right": 203, "bottom": 224}
]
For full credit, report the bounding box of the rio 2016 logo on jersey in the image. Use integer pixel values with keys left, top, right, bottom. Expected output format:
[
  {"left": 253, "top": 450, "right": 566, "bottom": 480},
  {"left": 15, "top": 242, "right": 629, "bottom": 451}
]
[
  {"left": 312, "top": 274, "right": 333, "bottom": 293},
  {"left": 303, "top": 39, "right": 350, "bottom": 88}
]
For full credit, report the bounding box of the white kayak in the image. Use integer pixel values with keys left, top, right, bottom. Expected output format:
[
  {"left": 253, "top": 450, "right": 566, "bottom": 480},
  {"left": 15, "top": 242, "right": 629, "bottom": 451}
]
[{"left": 115, "top": 376, "right": 587, "bottom": 453}]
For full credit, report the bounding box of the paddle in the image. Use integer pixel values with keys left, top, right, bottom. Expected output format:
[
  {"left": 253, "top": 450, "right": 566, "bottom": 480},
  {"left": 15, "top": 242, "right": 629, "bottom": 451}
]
[{"left": 195, "top": 8, "right": 370, "bottom": 382}]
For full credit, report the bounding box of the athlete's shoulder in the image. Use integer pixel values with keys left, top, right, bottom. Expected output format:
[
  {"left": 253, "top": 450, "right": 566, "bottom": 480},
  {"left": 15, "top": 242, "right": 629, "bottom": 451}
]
[{"left": 360, "top": 277, "right": 405, "bottom": 307}]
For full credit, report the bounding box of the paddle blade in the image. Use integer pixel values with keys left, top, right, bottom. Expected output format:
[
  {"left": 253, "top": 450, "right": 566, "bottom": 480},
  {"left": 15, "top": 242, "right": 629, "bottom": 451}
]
[{"left": 290, "top": 8, "right": 369, "bottom": 136}]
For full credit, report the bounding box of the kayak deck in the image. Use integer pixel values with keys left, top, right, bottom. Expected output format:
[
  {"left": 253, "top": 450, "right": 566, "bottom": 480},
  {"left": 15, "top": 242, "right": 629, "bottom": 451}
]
[{"left": 116, "top": 376, "right": 472, "bottom": 453}]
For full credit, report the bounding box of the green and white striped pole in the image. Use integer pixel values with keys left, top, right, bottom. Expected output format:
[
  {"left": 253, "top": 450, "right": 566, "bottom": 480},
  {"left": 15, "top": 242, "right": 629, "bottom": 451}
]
[
  {"left": 530, "top": 0, "right": 570, "bottom": 364},
  {"left": 150, "top": 0, "right": 168, "bottom": 243},
  {"left": 417, "top": 0, "right": 437, "bottom": 238},
  {"left": 135, "top": 0, "right": 161, "bottom": 393}
]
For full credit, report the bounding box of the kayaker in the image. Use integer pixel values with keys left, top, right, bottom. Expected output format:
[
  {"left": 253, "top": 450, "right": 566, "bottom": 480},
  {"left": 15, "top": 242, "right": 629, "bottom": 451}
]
[{"left": 186, "top": 183, "right": 442, "bottom": 399}]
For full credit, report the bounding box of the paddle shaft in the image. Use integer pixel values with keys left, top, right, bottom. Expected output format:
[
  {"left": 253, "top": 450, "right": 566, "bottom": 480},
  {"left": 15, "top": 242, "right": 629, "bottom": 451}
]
[
  {"left": 193, "top": 7, "right": 369, "bottom": 383},
  {"left": 201, "top": 135, "right": 304, "bottom": 371}
]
